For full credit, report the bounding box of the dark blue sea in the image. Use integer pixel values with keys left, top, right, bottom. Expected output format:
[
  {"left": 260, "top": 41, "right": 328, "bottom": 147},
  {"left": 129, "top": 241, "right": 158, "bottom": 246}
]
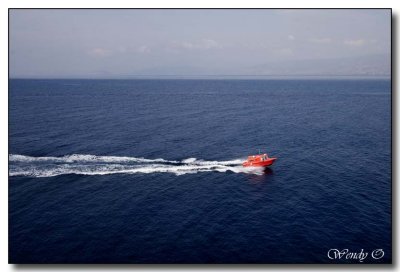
[{"left": 9, "top": 79, "right": 391, "bottom": 264}]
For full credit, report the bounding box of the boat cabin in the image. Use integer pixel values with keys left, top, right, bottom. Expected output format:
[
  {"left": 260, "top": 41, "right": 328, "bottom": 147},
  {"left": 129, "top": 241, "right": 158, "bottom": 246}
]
[{"left": 247, "top": 154, "right": 269, "bottom": 162}]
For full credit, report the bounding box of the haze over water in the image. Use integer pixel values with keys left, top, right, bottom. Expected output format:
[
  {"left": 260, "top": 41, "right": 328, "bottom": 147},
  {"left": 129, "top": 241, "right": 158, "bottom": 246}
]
[{"left": 9, "top": 9, "right": 390, "bottom": 78}]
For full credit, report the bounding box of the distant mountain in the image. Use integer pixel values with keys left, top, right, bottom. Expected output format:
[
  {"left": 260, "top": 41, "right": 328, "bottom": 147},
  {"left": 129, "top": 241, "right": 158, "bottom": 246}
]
[
  {"left": 74, "top": 53, "right": 391, "bottom": 79},
  {"left": 248, "top": 54, "right": 390, "bottom": 76},
  {"left": 133, "top": 65, "right": 211, "bottom": 76}
]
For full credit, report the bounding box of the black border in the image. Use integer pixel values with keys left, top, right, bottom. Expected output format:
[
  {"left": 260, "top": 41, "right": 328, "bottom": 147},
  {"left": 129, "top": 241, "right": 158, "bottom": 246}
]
[{"left": 7, "top": 8, "right": 394, "bottom": 267}]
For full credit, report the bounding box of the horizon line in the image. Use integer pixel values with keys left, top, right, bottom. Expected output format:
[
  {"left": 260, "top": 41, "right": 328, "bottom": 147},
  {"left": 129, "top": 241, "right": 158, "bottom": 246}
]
[{"left": 9, "top": 74, "right": 391, "bottom": 80}]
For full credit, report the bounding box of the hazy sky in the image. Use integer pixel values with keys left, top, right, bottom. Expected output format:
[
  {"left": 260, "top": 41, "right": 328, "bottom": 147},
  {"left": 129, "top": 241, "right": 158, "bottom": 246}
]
[{"left": 9, "top": 9, "right": 391, "bottom": 78}]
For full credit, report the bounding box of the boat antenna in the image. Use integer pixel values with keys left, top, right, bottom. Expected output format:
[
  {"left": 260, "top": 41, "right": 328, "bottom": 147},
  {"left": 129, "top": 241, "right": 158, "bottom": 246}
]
[{"left": 258, "top": 149, "right": 261, "bottom": 155}]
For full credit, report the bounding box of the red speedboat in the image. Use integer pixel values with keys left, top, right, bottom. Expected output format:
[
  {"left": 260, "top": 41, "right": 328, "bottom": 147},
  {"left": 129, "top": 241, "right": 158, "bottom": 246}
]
[{"left": 242, "top": 153, "right": 276, "bottom": 167}]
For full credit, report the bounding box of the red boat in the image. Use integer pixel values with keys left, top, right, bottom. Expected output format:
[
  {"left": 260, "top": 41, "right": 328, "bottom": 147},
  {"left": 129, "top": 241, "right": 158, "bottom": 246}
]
[{"left": 242, "top": 153, "right": 276, "bottom": 167}]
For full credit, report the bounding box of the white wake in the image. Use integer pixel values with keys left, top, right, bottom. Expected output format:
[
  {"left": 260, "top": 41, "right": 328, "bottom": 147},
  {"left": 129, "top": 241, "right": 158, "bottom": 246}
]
[{"left": 9, "top": 154, "right": 262, "bottom": 177}]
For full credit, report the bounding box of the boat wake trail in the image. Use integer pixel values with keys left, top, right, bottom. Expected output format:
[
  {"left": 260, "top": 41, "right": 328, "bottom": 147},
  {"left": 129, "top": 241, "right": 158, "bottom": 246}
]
[{"left": 9, "top": 154, "right": 263, "bottom": 177}]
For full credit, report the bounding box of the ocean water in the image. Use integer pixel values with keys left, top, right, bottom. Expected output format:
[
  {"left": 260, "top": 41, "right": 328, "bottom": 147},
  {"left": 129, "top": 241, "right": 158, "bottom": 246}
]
[{"left": 9, "top": 79, "right": 391, "bottom": 263}]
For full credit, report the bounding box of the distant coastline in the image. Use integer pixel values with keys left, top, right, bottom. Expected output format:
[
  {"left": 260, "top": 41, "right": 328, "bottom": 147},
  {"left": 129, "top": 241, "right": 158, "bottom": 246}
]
[{"left": 9, "top": 74, "right": 392, "bottom": 80}]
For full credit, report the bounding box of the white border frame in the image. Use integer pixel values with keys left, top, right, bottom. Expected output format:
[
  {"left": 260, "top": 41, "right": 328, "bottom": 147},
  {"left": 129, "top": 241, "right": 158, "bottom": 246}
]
[{"left": 2, "top": 1, "right": 397, "bottom": 271}]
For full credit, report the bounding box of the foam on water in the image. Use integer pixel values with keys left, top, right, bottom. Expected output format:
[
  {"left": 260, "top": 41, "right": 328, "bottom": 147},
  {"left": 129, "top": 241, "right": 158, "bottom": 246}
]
[
  {"left": 9, "top": 154, "right": 260, "bottom": 177},
  {"left": 9, "top": 154, "right": 178, "bottom": 163}
]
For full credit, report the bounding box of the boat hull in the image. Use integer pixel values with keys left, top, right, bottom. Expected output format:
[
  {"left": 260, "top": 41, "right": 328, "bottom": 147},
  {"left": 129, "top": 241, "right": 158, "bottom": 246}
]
[{"left": 242, "top": 158, "right": 276, "bottom": 167}]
